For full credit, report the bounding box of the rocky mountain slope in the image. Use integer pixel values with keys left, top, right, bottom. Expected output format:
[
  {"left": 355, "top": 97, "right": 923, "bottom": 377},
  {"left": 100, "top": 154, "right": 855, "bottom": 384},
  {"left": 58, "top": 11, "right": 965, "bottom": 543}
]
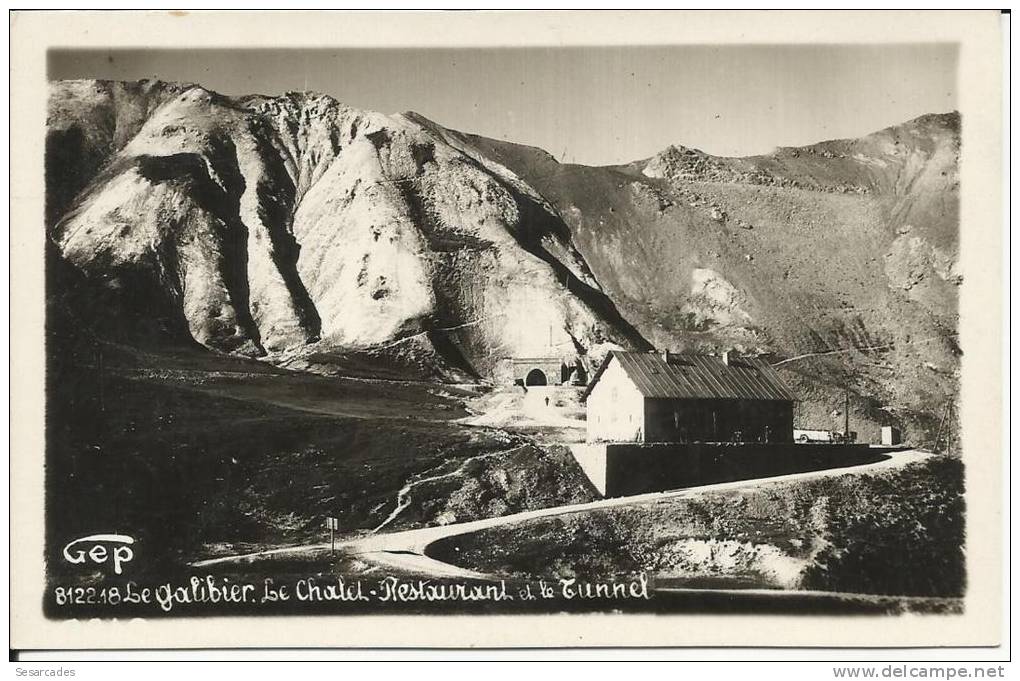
[
  {"left": 48, "top": 79, "right": 645, "bottom": 382},
  {"left": 47, "top": 80, "right": 960, "bottom": 442},
  {"left": 452, "top": 114, "right": 960, "bottom": 442}
]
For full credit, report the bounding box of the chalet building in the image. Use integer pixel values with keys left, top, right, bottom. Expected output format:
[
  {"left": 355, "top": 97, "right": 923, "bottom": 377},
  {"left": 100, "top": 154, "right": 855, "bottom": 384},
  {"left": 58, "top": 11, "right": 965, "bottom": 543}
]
[{"left": 583, "top": 350, "right": 796, "bottom": 443}]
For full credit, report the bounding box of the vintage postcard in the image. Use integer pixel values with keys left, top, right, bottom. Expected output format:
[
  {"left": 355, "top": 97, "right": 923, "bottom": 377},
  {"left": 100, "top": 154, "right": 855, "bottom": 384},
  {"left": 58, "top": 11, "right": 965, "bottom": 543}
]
[{"left": 9, "top": 10, "right": 1005, "bottom": 650}]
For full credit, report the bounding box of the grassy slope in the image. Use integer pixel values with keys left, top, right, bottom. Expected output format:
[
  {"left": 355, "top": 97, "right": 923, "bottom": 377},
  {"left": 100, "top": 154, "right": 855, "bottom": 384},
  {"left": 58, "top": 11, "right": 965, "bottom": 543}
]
[
  {"left": 46, "top": 257, "right": 597, "bottom": 580},
  {"left": 430, "top": 457, "right": 965, "bottom": 598},
  {"left": 47, "top": 357, "right": 599, "bottom": 578},
  {"left": 47, "top": 363, "right": 478, "bottom": 561}
]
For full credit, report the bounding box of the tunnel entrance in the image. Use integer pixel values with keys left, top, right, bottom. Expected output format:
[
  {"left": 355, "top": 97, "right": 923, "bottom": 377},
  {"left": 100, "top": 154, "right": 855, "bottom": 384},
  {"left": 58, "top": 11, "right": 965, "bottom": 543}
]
[
  {"left": 509, "top": 357, "right": 575, "bottom": 386},
  {"left": 525, "top": 369, "right": 548, "bottom": 386}
]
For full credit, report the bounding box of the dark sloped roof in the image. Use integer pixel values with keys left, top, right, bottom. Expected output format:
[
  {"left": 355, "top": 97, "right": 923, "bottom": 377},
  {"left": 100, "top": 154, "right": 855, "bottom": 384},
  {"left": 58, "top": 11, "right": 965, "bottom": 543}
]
[{"left": 583, "top": 351, "right": 797, "bottom": 401}]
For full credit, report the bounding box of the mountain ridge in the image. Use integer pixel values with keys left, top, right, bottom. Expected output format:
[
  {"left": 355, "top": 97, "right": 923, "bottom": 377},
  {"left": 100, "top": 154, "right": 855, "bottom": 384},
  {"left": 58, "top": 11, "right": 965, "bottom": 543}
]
[
  {"left": 46, "top": 79, "right": 960, "bottom": 442},
  {"left": 48, "top": 79, "right": 645, "bottom": 379}
]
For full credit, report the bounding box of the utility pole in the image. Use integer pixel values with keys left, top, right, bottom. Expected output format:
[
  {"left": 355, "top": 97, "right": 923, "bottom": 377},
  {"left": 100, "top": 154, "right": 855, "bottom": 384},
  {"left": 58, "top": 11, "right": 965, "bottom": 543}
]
[
  {"left": 933, "top": 400, "right": 951, "bottom": 453},
  {"left": 945, "top": 402, "right": 953, "bottom": 455},
  {"left": 325, "top": 516, "right": 338, "bottom": 555},
  {"left": 844, "top": 386, "right": 850, "bottom": 443},
  {"left": 97, "top": 342, "right": 105, "bottom": 414},
  {"left": 943, "top": 401, "right": 954, "bottom": 454}
]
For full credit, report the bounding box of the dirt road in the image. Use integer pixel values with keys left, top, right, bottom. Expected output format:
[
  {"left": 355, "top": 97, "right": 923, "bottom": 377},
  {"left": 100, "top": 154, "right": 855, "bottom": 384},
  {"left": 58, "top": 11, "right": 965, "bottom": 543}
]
[{"left": 192, "top": 447, "right": 929, "bottom": 580}]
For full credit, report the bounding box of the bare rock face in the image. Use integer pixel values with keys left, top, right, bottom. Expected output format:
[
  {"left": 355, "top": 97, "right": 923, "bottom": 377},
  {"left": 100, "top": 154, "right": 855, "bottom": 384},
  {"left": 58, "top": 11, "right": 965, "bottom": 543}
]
[
  {"left": 454, "top": 109, "right": 961, "bottom": 442},
  {"left": 46, "top": 79, "right": 195, "bottom": 226},
  {"left": 48, "top": 80, "right": 641, "bottom": 375},
  {"left": 46, "top": 79, "right": 960, "bottom": 440}
]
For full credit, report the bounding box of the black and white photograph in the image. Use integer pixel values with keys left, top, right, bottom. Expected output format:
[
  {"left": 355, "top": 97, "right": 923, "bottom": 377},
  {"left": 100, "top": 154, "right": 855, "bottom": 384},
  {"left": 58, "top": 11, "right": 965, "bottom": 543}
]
[{"left": 9, "top": 9, "right": 1006, "bottom": 653}]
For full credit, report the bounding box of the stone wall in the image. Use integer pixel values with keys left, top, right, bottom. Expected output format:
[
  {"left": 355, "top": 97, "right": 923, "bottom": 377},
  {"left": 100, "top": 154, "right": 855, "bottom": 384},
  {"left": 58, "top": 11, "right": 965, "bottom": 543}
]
[{"left": 570, "top": 442, "right": 882, "bottom": 497}]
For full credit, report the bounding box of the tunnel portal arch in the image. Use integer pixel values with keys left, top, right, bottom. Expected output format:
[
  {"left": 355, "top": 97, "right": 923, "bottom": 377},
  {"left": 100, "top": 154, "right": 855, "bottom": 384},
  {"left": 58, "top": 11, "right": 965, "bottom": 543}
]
[
  {"left": 508, "top": 356, "right": 581, "bottom": 386},
  {"left": 525, "top": 368, "right": 548, "bottom": 386}
]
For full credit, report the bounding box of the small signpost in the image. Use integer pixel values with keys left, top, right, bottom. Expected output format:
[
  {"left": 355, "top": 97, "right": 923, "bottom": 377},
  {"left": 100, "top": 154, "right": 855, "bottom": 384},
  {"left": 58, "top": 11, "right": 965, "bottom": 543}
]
[{"left": 325, "top": 517, "right": 339, "bottom": 554}]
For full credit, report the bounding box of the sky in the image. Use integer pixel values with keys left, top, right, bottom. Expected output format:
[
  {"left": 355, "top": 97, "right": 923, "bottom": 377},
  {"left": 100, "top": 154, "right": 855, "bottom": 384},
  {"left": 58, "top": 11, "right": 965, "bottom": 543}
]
[{"left": 49, "top": 45, "right": 957, "bottom": 166}]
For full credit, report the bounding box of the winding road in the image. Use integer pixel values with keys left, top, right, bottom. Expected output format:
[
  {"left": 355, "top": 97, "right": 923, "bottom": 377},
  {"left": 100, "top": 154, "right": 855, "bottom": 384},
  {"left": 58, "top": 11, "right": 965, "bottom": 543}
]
[{"left": 192, "top": 447, "right": 929, "bottom": 582}]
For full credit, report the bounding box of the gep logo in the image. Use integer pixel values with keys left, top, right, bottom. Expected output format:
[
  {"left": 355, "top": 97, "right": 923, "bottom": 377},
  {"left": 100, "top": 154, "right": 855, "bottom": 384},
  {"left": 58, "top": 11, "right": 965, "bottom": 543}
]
[{"left": 62, "top": 534, "right": 135, "bottom": 575}]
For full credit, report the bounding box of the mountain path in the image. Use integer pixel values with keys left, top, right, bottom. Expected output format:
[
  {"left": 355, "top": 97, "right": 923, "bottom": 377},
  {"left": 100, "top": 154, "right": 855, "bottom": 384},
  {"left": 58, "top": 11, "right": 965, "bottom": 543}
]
[{"left": 371, "top": 444, "right": 528, "bottom": 533}]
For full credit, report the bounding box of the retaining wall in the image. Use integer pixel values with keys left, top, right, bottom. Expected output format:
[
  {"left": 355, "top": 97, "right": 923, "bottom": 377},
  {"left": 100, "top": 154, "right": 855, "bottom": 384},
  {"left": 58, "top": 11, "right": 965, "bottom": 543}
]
[{"left": 569, "top": 442, "right": 882, "bottom": 497}]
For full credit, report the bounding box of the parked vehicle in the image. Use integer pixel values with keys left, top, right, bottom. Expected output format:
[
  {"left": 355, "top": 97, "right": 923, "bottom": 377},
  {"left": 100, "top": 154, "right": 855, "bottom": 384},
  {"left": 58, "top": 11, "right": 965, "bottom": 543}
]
[{"left": 794, "top": 428, "right": 857, "bottom": 444}]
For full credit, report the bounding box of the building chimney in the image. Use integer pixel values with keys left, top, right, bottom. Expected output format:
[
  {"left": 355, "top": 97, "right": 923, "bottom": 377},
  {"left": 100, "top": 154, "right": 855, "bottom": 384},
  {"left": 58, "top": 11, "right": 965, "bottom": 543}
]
[
  {"left": 661, "top": 349, "right": 671, "bottom": 363},
  {"left": 722, "top": 349, "right": 732, "bottom": 366}
]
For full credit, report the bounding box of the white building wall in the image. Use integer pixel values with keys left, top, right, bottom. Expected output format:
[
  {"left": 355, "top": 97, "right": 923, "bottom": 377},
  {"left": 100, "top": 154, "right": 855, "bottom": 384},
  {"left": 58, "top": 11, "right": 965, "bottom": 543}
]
[
  {"left": 568, "top": 443, "right": 608, "bottom": 495},
  {"left": 585, "top": 357, "right": 646, "bottom": 442}
]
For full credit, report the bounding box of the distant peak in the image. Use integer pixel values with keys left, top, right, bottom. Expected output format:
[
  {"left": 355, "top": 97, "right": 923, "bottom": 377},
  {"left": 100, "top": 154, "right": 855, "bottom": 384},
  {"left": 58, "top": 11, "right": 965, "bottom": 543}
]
[
  {"left": 899, "top": 110, "right": 961, "bottom": 132},
  {"left": 50, "top": 77, "right": 199, "bottom": 95},
  {"left": 399, "top": 110, "right": 437, "bottom": 126},
  {"left": 642, "top": 111, "right": 961, "bottom": 166},
  {"left": 661, "top": 143, "right": 706, "bottom": 157},
  {"left": 281, "top": 90, "right": 339, "bottom": 103}
]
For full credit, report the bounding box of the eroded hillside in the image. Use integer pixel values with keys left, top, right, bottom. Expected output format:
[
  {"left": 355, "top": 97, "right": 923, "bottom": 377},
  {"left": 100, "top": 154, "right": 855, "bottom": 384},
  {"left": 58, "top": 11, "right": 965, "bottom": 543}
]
[
  {"left": 48, "top": 80, "right": 643, "bottom": 382},
  {"left": 453, "top": 114, "right": 961, "bottom": 444},
  {"left": 47, "top": 79, "right": 960, "bottom": 443}
]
